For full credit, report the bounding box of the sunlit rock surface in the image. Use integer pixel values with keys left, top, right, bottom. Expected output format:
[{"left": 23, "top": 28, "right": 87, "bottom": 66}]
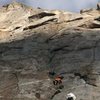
[{"left": 0, "top": 2, "right": 100, "bottom": 100}]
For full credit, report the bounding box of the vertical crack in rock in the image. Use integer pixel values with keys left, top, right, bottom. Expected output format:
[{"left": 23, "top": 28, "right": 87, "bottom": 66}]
[{"left": 12, "top": 72, "right": 20, "bottom": 92}]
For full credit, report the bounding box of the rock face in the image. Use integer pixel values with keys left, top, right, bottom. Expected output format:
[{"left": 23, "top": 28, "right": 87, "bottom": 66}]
[{"left": 0, "top": 1, "right": 100, "bottom": 100}]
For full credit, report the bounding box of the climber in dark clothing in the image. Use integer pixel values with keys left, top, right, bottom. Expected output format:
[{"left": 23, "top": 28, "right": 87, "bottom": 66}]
[{"left": 49, "top": 71, "right": 56, "bottom": 76}]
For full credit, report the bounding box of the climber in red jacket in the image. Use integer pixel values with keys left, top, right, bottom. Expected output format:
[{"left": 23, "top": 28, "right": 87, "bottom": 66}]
[{"left": 53, "top": 75, "right": 64, "bottom": 85}]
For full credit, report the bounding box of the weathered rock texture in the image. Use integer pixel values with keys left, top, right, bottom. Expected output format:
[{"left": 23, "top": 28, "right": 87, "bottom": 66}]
[{"left": 0, "top": 2, "right": 100, "bottom": 100}]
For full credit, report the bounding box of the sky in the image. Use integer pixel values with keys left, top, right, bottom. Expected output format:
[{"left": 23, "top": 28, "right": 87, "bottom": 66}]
[{"left": 0, "top": 0, "right": 99, "bottom": 12}]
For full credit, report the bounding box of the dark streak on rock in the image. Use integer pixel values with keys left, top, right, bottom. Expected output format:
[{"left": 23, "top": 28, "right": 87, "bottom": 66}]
[
  {"left": 23, "top": 18, "right": 57, "bottom": 30},
  {"left": 28, "top": 12, "right": 56, "bottom": 19}
]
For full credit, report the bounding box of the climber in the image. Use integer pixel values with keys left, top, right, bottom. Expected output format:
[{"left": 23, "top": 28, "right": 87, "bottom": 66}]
[
  {"left": 66, "top": 93, "right": 76, "bottom": 100},
  {"left": 53, "top": 75, "right": 64, "bottom": 85},
  {"left": 49, "top": 71, "right": 56, "bottom": 76}
]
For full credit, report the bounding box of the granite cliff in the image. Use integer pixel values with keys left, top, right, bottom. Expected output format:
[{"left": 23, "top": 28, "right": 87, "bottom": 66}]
[{"left": 0, "top": 2, "right": 100, "bottom": 100}]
